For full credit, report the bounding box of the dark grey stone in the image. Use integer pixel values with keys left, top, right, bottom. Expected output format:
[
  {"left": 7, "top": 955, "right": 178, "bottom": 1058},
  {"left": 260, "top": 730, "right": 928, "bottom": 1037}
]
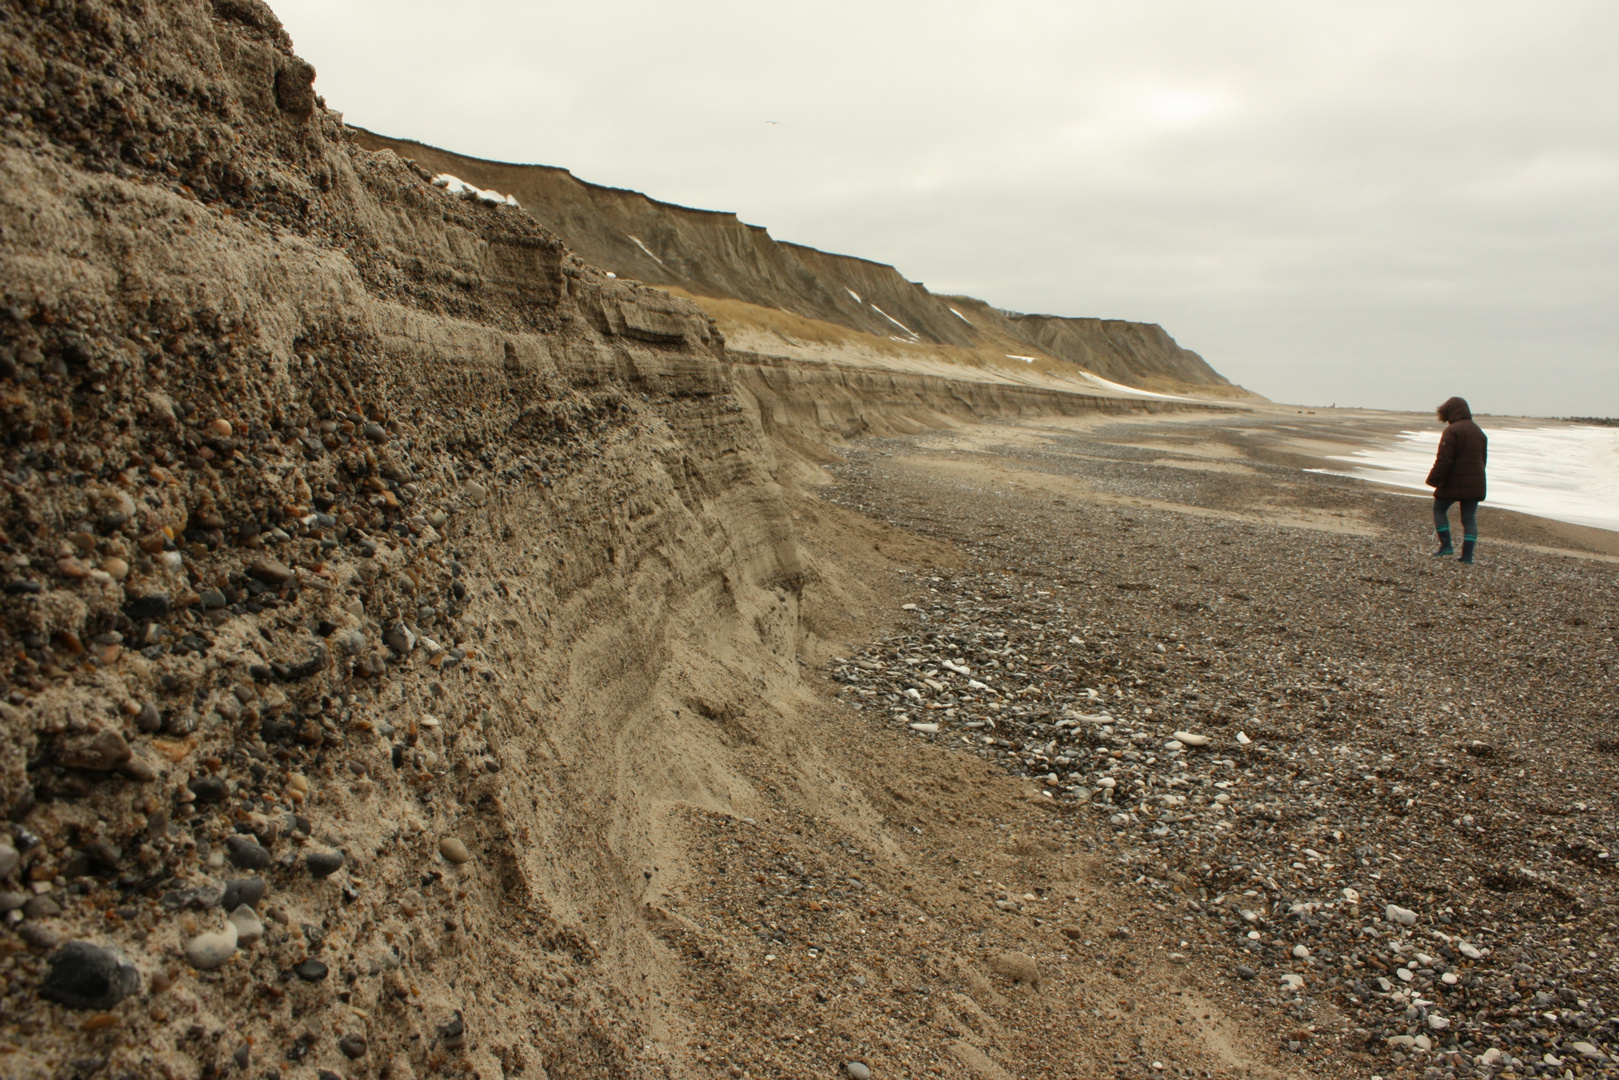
[
  {"left": 305, "top": 850, "right": 345, "bottom": 879},
  {"left": 40, "top": 942, "right": 140, "bottom": 1009},
  {"left": 225, "top": 834, "right": 271, "bottom": 870}
]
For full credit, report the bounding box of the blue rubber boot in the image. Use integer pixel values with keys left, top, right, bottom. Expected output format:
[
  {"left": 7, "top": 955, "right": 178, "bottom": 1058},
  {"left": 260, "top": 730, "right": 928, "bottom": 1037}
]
[
  {"left": 1458, "top": 538, "right": 1475, "bottom": 564},
  {"left": 1432, "top": 528, "right": 1454, "bottom": 557}
]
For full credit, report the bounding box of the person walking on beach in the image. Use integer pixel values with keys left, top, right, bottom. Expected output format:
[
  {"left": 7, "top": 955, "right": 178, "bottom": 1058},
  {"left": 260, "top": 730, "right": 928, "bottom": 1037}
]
[{"left": 1426, "top": 396, "right": 1487, "bottom": 564}]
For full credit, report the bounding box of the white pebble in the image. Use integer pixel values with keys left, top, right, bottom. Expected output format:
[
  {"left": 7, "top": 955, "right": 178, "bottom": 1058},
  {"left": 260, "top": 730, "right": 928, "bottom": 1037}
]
[
  {"left": 1386, "top": 904, "right": 1417, "bottom": 926},
  {"left": 185, "top": 921, "right": 239, "bottom": 970},
  {"left": 228, "top": 904, "right": 263, "bottom": 947}
]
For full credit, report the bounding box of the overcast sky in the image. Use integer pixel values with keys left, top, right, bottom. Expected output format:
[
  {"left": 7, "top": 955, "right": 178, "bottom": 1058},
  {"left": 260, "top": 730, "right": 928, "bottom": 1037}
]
[{"left": 274, "top": 0, "right": 1617, "bottom": 416}]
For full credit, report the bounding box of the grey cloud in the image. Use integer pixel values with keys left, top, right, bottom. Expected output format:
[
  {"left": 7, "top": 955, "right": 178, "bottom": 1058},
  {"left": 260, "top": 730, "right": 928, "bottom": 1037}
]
[{"left": 275, "top": 0, "right": 1618, "bottom": 414}]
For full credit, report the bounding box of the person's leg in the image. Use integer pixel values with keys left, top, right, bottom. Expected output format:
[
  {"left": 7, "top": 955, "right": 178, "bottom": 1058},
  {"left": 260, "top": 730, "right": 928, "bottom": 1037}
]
[
  {"left": 1458, "top": 500, "right": 1479, "bottom": 563},
  {"left": 1432, "top": 499, "right": 1455, "bottom": 555}
]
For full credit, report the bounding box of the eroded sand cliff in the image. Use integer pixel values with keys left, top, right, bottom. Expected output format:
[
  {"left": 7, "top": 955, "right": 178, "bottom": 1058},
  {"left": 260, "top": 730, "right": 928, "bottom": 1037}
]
[{"left": 0, "top": 3, "right": 1294, "bottom": 1079}]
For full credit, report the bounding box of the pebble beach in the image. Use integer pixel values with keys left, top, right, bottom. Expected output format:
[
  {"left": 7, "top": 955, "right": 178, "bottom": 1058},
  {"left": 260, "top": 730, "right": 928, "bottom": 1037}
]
[{"left": 817, "top": 408, "right": 1619, "bottom": 1078}]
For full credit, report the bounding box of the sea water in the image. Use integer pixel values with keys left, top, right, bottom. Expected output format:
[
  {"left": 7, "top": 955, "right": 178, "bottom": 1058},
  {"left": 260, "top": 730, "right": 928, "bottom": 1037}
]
[{"left": 1318, "top": 424, "right": 1619, "bottom": 533}]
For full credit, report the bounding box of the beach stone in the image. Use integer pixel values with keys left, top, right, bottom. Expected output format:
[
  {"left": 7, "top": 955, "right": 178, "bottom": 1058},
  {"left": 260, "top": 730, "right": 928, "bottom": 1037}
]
[
  {"left": 1235, "top": 965, "right": 1256, "bottom": 979},
  {"left": 220, "top": 878, "right": 266, "bottom": 911},
  {"left": 1173, "top": 731, "right": 1210, "bottom": 747},
  {"left": 439, "top": 836, "right": 471, "bottom": 865},
  {"left": 24, "top": 894, "right": 63, "bottom": 919},
  {"left": 334, "top": 629, "right": 367, "bottom": 656},
  {"left": 384, "top": 623, "right": 415, "bottom": 655},
  {"left": 246, "top": 557, "right": 296, "bottom": 587},
  {"left": 135, "top": 702, "right": 162, "bottom": 733},
  {"left": 125, "top": 593, "right": 170, "bottom": 621},
  {"left": 363, "top": 421, "right": 388, "bottom": 443},
  {"left": 306, "top": 850, "right": 345, "bottom": 879},
  {"left": 161, "top": 882, "right": 223, "bottom": 910},
  {"left": 225, "top": 835, "right": 271, "bottom": 870},
  {"left": 188, "top": 775, "right": 226, "bottom": 802},
  {"left": 463, "top": 481, "right": 488, "bottom": 506},
  {"left": 845, "top": 1063, "right": 872, "bottom": 1080},
  {"left": 40, "top": 942, "right": 140, "bottom": 1009},
  {"left": 118, "top": 756, "right": 157, "bottom": 782},
  {"left": 293, "top": 959, "right": 328, "bottom": 982},
  {"left": 0, "top": 843, "right": 18, "bottom": 879},
  {"left": 227, "top": 905, "right": 263, "bottom": 947},
  {"left": 1386, "top": 904, "right": 1417, "bottom": 926},
  {"left": 21, "top": 923, "right": 60, "bottom": 949},
  {"left": 1292, "top": 944, "right": 1310, "bottom": 959},
  {"left": 1280, "top": 974, "right": 1305, "bottom": 991},
  {"left": 185, "top": 921, "right": 239, "bottom": 969},
  {"left": 1428, "top": 1014, "right": 1450, "bottom": 1030},
  {"left": 57, "top": 730, "right": 133, "bottom": 771},
  {"left": 339, "top": 1033, "right": 368, "bottom": 1059}
]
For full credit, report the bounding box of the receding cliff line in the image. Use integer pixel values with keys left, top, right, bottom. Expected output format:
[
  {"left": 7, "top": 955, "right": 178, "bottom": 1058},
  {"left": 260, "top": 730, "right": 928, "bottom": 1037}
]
[{"left": 351, "top": 129, "right": 1250, "bottom": 398}]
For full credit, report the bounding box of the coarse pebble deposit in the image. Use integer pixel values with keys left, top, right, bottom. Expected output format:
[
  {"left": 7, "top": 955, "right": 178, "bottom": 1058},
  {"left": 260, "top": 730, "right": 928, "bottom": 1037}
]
[{"left": 807, "top": 412, "right": 1619, "bottom": 1079}]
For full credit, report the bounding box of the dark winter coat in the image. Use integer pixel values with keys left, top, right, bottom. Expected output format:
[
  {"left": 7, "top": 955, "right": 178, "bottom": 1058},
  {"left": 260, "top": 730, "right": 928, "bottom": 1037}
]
[{"left": 1426, "top": 397, "right": 1487, "bottom": 501}]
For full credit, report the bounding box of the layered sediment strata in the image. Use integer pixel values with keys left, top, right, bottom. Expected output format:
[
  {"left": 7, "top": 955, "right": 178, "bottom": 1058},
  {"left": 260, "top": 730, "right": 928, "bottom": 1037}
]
[
  {"left": 350, "top": 130, "right": 1247, "bottom": 398},
  {"left": 0, "top": 3, "right": 806, "bottom": 1076}
]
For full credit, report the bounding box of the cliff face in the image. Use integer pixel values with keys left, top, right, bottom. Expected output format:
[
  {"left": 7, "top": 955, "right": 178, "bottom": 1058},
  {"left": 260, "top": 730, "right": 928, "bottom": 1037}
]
[
  {"left": 351, "top": 131, "right": 1249, "bottom": 397},
  {"left": 0, "top": 3, "right": 1250, "bottom": 1077},
  {"left": 0, "top": 3, "right": 809, "bottom": 1076}
]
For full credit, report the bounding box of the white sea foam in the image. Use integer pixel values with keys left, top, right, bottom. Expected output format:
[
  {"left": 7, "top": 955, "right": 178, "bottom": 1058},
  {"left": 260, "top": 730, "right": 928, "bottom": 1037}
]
[{"left": 1319, "top": 425, "right": 1619, "bottom": 532}]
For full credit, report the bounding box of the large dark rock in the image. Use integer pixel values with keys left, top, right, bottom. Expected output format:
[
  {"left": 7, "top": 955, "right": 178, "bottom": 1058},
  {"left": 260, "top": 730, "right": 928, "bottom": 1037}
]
[
  {"left": 40, "top": 942, "right": 140, "bottom": 1010},
  {"left": 225, "top": 834, "right": 271, "bottom": 870}
]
